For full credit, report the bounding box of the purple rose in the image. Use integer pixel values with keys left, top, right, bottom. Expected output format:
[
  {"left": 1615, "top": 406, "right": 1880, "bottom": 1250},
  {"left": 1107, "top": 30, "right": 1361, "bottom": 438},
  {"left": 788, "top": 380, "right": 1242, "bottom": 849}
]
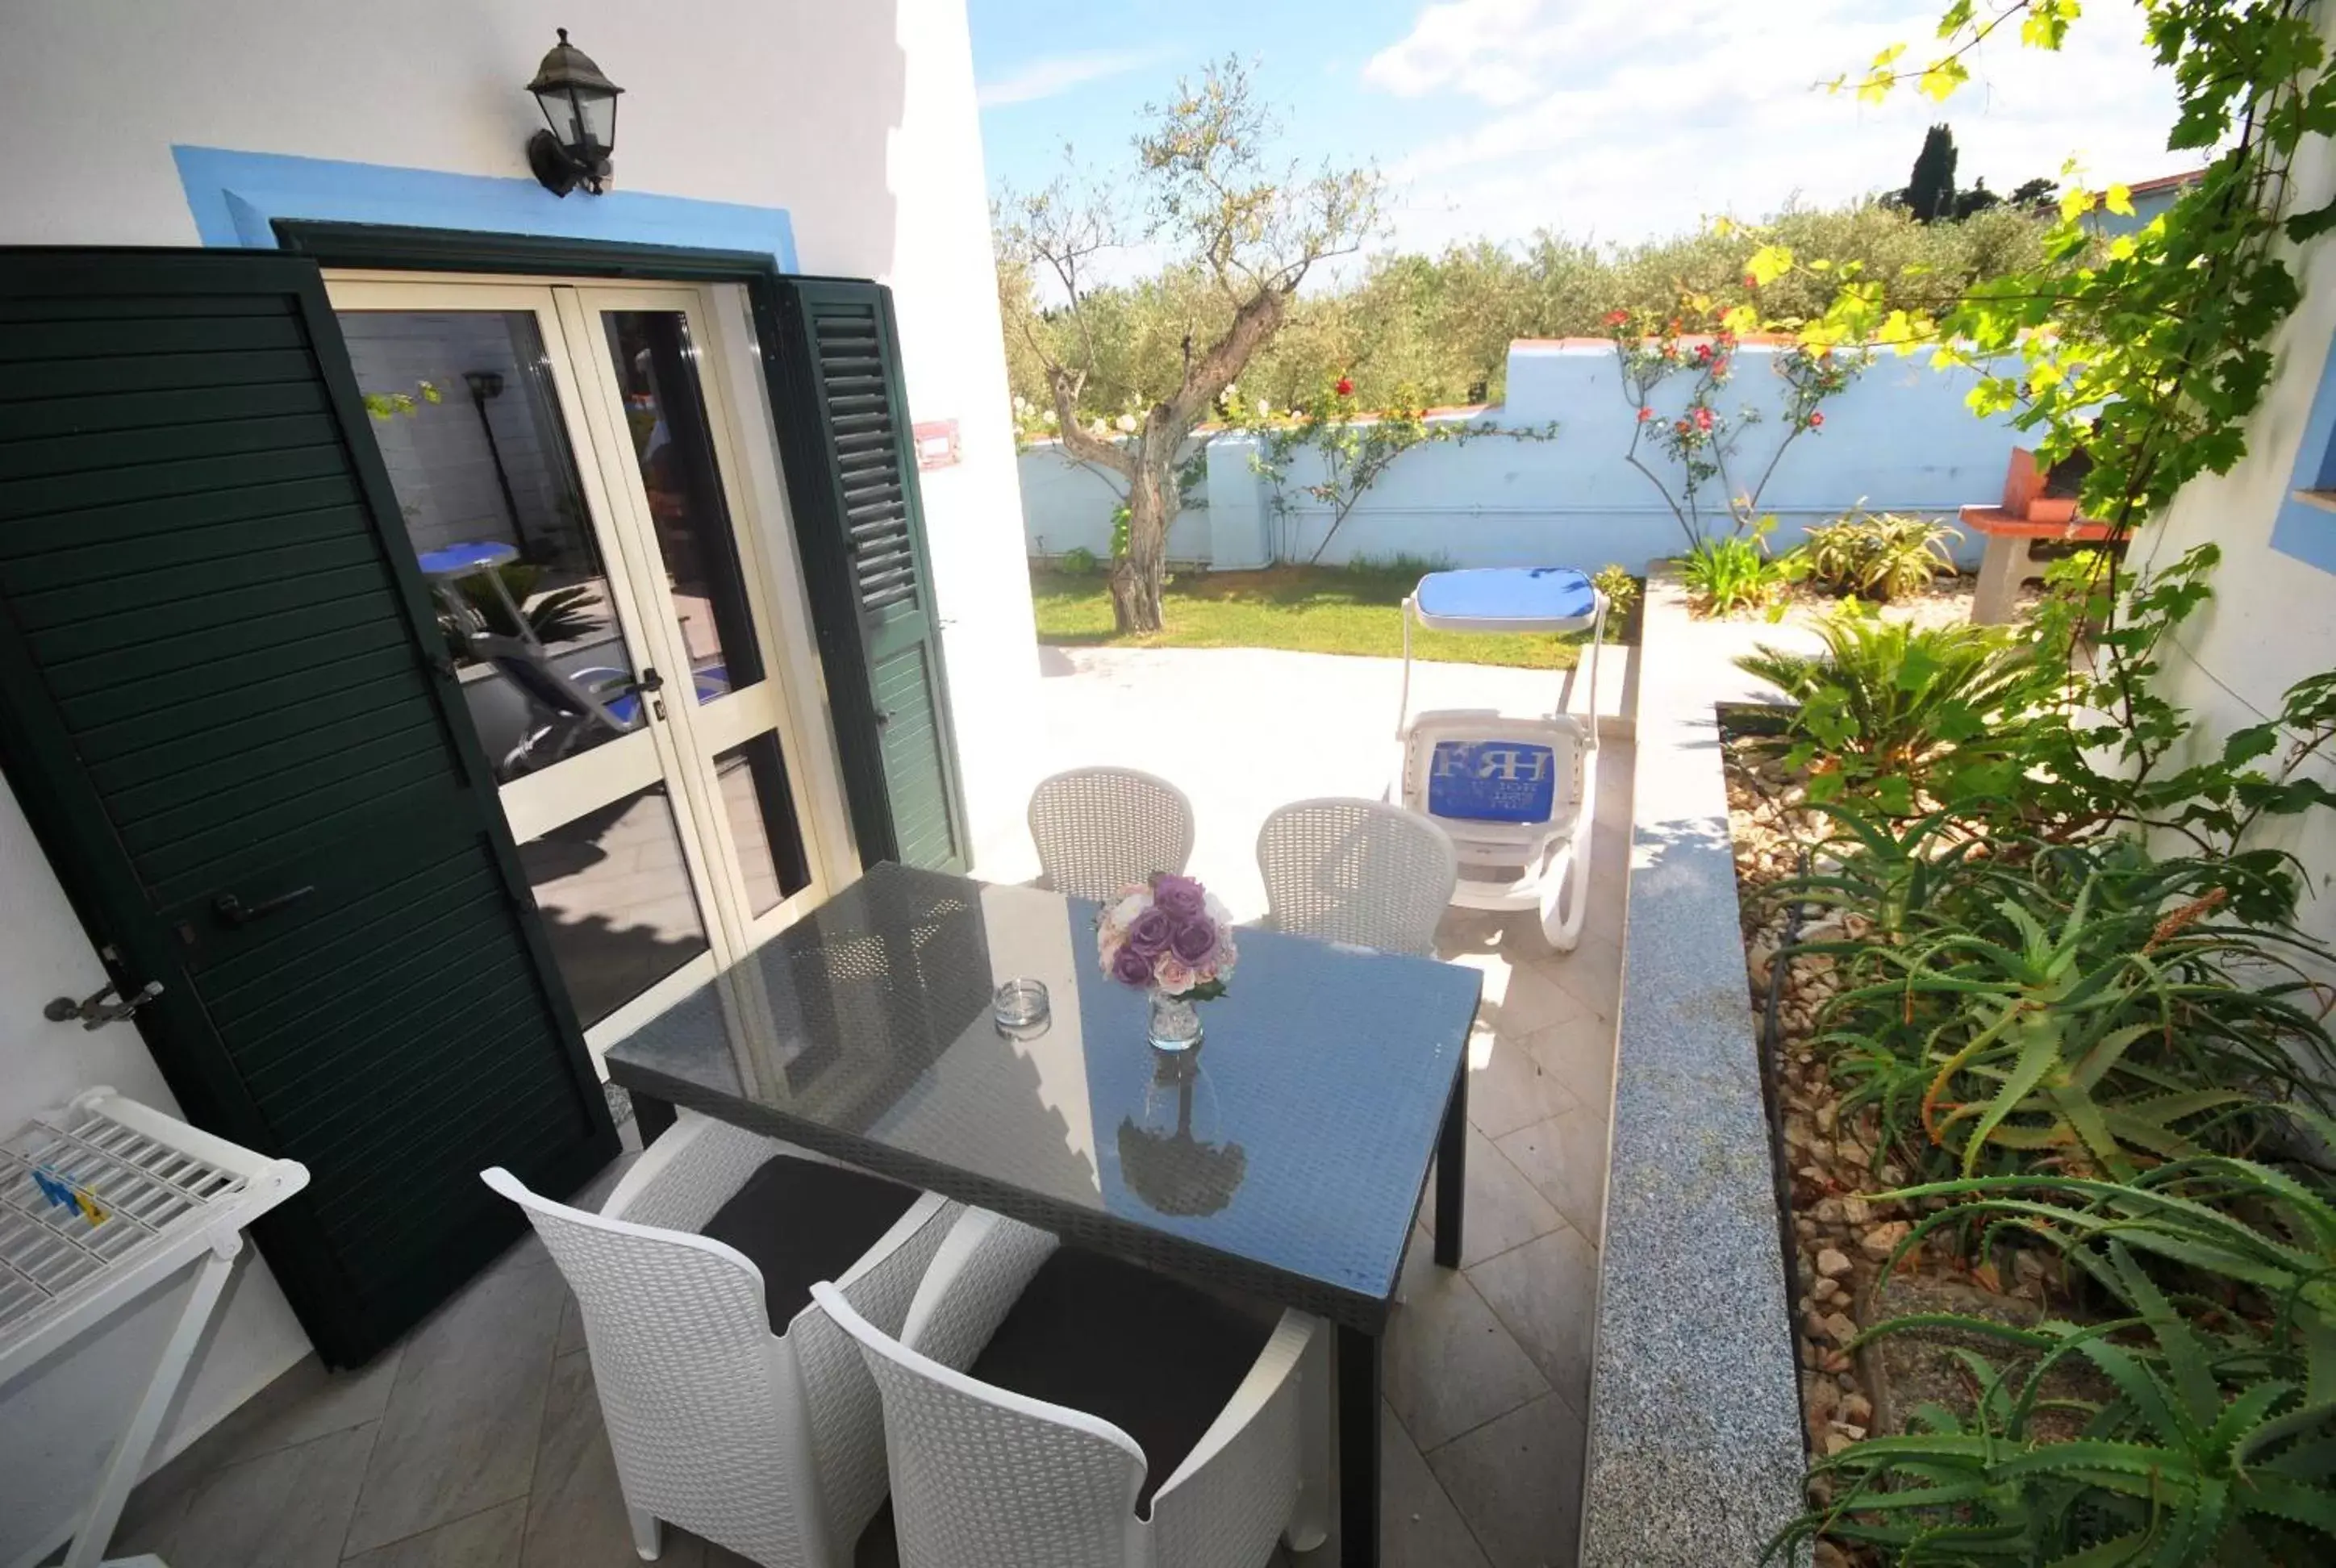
[
  {"left": 1126, "top": 907, "right": 1175, "bottom": 957},
  {"left": 1111, "top": 943, "right": 1156, "bottom": 987},
  {"left": 1152, "top": 874, "right": 1207, "bottom": 921},
  {"left": 1169, "top": 916, "right": 1218, "bottom": 965}
]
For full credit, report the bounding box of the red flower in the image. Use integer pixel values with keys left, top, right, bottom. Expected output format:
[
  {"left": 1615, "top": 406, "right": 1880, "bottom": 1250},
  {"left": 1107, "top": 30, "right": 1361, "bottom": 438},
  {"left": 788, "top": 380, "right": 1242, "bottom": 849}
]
[
  {"left": 1694, "top": 406, "right": 1714, "bottom": 432},
  {"left": 1693, "top": 343, "right": 1712, "bottom": 363},
  {"left": 1335, "top": 376, "right": 1355, "bottom": 398},
  {"left": 1637, "top": 406, "right": 1655, "bottom": 422},
  {"left": 1808, "top": 411, "right": 1825, "bottom": 428},
  {"left": 1742, "top": 273, "right": 1758, "bottom": 289},
  {"left": 1604, "top": 309, "right": 1630, "bottom": 327},
  {"left": 1675, "top": 419, "right": 1692, "bottom": 436},
  {"left": 1711, "top": 357, "right": 1730, "bottom": 377}
]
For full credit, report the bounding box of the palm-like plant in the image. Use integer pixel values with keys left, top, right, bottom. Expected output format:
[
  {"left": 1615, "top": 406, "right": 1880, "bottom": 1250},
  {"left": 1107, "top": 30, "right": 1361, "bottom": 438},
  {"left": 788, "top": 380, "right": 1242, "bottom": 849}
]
[
  {"left": 1803, "top": 510, "right": 1961, "bottom": 601},
  {"left": 1740, "top": 611, "right": 2051, "bottom": 815}
]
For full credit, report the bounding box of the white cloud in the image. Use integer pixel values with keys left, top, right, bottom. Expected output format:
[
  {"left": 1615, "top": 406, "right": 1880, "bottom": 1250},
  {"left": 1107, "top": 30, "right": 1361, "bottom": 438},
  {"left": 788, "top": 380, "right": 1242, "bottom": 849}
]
[
  {"left": 978, "top": 48, "right": 1166, "bottom": 110},
  {"left": 1362, "top": 0, "right": 2192, "bottom": 249},
  {"left": 1362, "top": 0, "right": 1550, "bottom": 105}
]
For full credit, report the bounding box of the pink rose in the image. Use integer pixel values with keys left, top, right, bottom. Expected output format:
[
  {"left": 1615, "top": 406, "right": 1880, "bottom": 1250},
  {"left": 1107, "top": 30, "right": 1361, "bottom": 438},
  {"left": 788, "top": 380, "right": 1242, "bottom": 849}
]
[{"left": 1153, "top": 954, "right": 1196, "bottom": 995}]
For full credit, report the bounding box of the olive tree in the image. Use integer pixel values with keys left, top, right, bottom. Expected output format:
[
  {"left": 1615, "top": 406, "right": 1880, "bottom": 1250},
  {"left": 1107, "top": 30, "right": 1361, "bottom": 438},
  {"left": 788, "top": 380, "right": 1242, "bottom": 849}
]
[{"left": 996, "top": 57, "right": 1380, "bottom": 632}]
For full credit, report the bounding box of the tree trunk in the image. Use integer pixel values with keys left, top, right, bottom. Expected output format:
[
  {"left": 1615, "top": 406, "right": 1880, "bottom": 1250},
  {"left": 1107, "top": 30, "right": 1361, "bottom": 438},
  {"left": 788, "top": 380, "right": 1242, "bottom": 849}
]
[{"left": 1112, "top": 459, "right": 1171, "bottom": 633}]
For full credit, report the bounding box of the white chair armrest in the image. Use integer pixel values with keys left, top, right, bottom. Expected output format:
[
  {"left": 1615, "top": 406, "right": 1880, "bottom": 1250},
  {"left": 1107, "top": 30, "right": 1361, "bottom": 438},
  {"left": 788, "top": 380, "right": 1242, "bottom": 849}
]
[
  {"left": 828, "top": 1192, "right": 962, "bottom": 1331},
  {"left": 787, "top": 1191, "right": 963, "bottom": 1545},
  {"left": 899, "top": 1207, "right": 1060, "bottom": 1370},
  {"left": 1147, "top": 1310, "right": 1318, "bottom": 1568},
  {"left": 1151, "top": 1309, "right": 1315, "bottom": 1499}
]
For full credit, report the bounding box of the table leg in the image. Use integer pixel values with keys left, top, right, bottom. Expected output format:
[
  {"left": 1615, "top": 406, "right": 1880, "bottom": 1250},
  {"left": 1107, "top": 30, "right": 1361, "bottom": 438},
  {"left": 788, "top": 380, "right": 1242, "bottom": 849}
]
[
  {"left": 1433, "top": 1059, "right": 1467, "bottom": 1269},
  {"left": 628, "top": 1089, "right": 676, "bottom": 1146},
  {"left": 1337, "top": 1323, "right": 1382, "bottom": 1568}
]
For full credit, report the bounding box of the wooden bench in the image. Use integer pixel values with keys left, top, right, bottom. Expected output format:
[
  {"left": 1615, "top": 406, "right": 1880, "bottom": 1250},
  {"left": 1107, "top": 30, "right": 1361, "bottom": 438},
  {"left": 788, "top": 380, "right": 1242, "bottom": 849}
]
[{"left": 1957, "top": 505, "right": 2119, "bottom": 623}]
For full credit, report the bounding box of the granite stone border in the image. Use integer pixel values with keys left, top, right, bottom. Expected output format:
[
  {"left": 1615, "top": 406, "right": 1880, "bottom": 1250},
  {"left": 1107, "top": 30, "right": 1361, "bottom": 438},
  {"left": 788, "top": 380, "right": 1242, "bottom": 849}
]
[{"left": 1578, "top": 569, "right": 1811, "bottom": 1566}]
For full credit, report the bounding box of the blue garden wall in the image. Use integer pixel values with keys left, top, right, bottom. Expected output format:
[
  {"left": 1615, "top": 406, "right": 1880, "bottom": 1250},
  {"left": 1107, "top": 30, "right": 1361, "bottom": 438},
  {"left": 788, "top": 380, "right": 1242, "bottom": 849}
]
[{"left": 1020, "top": 340, "right": 2028, "bottom": 573}]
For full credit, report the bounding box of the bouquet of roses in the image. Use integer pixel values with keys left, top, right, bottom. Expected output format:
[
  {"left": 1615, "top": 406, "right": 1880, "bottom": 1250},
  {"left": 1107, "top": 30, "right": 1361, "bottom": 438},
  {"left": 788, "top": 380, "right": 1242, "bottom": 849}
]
[{"left": 1096, "top": 872, "right": 1237, "bottom": 1000}]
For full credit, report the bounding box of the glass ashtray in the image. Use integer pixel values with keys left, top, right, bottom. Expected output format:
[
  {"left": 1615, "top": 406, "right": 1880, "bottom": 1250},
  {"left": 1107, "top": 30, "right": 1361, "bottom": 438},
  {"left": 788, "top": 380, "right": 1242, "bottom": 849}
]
[{"left": 992, "top": 978, "right": 1051, "bottom": 1039}]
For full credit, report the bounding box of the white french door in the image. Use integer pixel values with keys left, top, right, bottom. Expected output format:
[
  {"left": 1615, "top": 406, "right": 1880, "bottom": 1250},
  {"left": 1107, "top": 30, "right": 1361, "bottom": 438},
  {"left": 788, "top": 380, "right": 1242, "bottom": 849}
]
[{"left": 327, "top": 274, "right": 834, "bottom": 1053}]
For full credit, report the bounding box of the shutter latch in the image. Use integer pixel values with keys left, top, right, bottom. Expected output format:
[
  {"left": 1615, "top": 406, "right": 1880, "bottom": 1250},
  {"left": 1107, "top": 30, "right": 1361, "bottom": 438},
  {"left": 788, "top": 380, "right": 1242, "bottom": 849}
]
[{"left": 45, "top": 979, "right": 164, "bottom": 1031}]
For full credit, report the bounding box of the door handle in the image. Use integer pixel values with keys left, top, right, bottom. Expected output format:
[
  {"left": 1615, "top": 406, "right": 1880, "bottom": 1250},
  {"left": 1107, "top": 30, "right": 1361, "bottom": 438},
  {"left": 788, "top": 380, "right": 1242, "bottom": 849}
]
[{"left": 214, "top": 885, "right": 316, "bottom": 928}]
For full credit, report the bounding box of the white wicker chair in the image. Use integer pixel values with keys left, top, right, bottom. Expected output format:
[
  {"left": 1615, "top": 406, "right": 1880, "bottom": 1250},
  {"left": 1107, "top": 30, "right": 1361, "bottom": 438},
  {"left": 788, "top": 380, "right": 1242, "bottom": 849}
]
[
  {"left": 1027, "top": 766, "right": 1197, "bottom": 900},
  {"left": 812, "top": 1208, "right": 1329, "bottom": 1568},
  {"left": 481, "top": 1111, "right": 961, "bottom": 1568},
  {"left": 1255, "top": 797, "right": 1459, "bottom": 957}
]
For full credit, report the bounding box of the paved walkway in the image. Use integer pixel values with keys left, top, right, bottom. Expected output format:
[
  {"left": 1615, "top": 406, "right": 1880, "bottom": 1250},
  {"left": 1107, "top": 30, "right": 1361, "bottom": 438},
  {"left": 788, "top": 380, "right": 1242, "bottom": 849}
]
[
  {"left": 115, "top": 648, "right": 1629, "bottom": 1568},
  {"left": 1014, "top": 646, "right": 1633, "bottom": 1567}
]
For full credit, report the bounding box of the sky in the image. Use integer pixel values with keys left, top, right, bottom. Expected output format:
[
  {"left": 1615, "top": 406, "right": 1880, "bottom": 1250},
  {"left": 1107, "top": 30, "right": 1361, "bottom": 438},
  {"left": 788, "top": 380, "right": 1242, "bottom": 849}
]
[{"left": 968, "top": 0, "right": 2194, "bottom": 264}]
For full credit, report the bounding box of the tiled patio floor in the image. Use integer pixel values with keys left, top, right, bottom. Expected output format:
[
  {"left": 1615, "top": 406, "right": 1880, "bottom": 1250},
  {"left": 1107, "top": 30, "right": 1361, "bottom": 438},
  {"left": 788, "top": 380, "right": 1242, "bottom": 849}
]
[{"left": 112, "top": 648, "right": 1627, "bottom": 1568}]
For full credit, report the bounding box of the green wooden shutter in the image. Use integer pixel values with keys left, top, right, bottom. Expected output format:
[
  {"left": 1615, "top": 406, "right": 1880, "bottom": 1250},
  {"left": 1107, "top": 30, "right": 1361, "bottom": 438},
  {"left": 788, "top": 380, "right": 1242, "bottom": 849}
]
[
  {"left": 0, "top": 249, "right": 616, "bottom": 1366},
  {"left": 760, "top": 277, "right": 970, "bottom": 873}
]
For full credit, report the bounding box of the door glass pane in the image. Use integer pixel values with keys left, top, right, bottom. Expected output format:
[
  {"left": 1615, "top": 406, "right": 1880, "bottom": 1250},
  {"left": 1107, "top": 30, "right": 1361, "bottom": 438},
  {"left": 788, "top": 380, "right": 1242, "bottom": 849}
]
[
  {"left": 602, "top": 309, "right": 765, "bottom": 701},
  {"left": 337, "top": 309, "right": 644, "bottom": 785},
  {"left": 517, "top": 782, "right": 711, "bottom": 1028},
  {"left": 716, "top": 733, "right": 813, "bottom": 916}
]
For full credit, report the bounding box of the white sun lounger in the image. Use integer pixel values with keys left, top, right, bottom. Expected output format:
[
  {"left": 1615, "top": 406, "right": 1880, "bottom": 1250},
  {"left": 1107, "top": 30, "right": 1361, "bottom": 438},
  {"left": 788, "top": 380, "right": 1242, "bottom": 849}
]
[{"left": 1395, "top": 568, "right": 1607, "bottom": 952}]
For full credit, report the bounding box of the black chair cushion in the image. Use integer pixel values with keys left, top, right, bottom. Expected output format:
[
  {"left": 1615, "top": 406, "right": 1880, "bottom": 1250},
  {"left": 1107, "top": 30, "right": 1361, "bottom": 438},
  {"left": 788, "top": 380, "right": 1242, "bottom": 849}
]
[
  {"left": 698, "top": 1154, "right": 921, "bottom": 1332},
  {"left": 966, "top": 1246, "right": 1279, "bottom": 1512}
]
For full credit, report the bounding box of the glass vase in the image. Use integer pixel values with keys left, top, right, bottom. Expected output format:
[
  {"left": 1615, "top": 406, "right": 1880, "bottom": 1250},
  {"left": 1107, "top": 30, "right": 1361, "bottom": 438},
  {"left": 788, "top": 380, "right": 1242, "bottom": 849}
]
[{"left": 1146, "top": 988, "right": 1203, "bottom": 1053}]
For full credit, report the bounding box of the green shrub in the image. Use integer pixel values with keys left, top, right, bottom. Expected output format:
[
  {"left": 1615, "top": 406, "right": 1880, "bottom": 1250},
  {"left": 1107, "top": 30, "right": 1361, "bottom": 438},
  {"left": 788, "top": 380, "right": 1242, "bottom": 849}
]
[
  {"left": 1801, "top": 508, "right": 1959, "bottom": 601},
  {"left": 1343, "top": 550, "right": 1454, "bottom": 581},
  {"left": 1591, "top": 563, "right": 1640, "bottom": 614},
  {"left": 1059, "top": 545, "right": 1098, "bottom": 575},
  {"left": 1738, "top": 609, "right": 2046, "bottom": 815},
  {"left": 1679, "top": 531, "right": 1801, "bottom": 616}
]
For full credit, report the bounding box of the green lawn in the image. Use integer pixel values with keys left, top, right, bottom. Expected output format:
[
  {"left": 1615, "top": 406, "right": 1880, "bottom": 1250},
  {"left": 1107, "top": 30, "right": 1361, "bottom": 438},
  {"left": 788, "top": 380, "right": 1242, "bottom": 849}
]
[{"left": 1030, "top": 566, "right": 1604, "bottom": 669}]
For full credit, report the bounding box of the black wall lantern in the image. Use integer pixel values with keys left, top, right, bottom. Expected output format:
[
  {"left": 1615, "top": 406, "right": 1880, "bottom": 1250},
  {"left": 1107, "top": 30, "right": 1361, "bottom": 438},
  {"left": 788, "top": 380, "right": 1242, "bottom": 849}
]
[{"left": 526, "top": 28, "right": 623, "bottom": 197}]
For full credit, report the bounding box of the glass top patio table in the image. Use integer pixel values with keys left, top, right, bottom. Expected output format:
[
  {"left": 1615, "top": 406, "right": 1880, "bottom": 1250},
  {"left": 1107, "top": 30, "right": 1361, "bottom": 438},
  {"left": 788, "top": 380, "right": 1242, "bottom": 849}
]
[{"left": 601, "top": 861, "right": 1481, "bottom": 1331}]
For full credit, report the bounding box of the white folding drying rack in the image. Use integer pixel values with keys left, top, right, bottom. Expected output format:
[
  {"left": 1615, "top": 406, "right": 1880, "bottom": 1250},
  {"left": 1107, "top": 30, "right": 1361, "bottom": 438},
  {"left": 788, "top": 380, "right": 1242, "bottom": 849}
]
[{"left": 1, "top": 1088, "right": 307, "bottom": 1568}]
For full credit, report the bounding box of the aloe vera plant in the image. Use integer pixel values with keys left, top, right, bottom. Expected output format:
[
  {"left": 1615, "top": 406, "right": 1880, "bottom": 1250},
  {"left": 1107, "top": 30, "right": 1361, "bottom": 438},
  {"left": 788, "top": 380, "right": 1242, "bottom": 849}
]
[
  {"left": 1776, "top": 829, "right": 2335, "bottom": 1183},
  {"left": 1773, "top": 1160, "right": 2336, "bottom": 1565}
]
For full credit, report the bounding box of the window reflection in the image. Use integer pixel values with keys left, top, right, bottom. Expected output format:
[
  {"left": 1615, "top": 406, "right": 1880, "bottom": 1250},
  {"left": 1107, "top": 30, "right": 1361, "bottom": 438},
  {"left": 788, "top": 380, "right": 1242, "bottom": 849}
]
[
  {"left": 715, "top": 735, "right": 812, "bottom": 916},
  {"left": 339, "top": 309, "right": 642, "bottom": 784},
  {"left": 517, "top": 783, "right": 711, "bottom": 1028},
  {"left": 602, "top": 309, "right": 765, "bottom": 700}
]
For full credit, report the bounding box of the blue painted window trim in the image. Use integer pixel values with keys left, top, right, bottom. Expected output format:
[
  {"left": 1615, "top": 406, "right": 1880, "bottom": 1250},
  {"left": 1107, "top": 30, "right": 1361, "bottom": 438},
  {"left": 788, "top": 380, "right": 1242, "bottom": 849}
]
[
  {"left": 2268, "top": 330, "right": 2336, "bottom": 575},
  {"left": 172, "top": 145, "right": 795, "bottom": 272}
]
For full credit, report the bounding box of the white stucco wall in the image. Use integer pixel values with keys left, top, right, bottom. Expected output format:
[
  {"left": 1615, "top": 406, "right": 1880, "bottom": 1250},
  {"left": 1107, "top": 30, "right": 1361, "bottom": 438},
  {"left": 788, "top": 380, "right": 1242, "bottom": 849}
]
[
  {"left": 2138, "top": 23, "right": 2336, "bottom": 954},
  {"left": 1017, "top": 341, "right": 2028, "bottom": 572},
  {"left": 0, "top": 0, "right": 1032, "bottom": 1472}
]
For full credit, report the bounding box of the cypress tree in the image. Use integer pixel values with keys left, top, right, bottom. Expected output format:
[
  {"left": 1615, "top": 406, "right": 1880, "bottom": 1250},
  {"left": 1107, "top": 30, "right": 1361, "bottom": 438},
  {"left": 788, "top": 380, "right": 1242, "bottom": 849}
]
[{"left": 1903, "top": 124, "right": 1959, "bottom": 224}]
